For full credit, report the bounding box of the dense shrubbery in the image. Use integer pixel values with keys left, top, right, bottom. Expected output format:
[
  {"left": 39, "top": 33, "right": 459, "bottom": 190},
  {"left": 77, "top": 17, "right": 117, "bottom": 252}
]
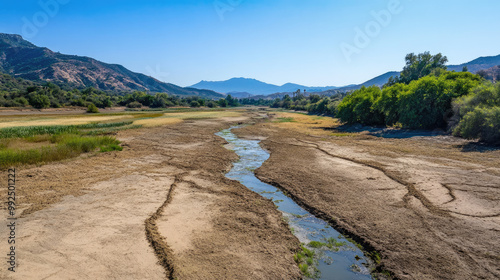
[
  {"left": 338, "top": 71, "right": 482, "bottom": 129},
  {"left": 270, "top": 52, "right": 498, "bottom": 144},
  {"left": 453, "top": 82, "right": 500, "bottom": 144},
  {"left": 337, "top": 86, "right": 384, "bottom": 125}
]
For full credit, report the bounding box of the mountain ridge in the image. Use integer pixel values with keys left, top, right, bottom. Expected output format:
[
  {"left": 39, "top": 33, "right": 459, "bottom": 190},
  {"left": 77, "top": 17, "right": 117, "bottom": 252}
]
[
  {"left": 191, "top": 55, "right": 500, "bottom": 96},
  {"left": 0, "top": 33, "right": 224, "bottom": 99},
  {"left": 191, "top": 77, "right": 339, "bottom": 96}
]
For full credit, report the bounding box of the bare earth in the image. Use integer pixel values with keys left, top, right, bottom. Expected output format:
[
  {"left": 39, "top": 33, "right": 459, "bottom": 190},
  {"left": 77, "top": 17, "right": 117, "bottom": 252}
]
[
  {"left": 0, "top": 111, "right": 301, "bottom": 280},
  {"left": 236, "top": 113, "right": 500, "bottom": 280},
  {"left": 1, "top": 108, "right": 499, "bottom": 280}
]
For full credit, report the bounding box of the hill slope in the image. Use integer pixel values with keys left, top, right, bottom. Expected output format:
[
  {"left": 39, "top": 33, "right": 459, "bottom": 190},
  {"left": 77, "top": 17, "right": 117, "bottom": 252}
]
[
  {"left": 0, "top": 33, "right": 223, "bottom": 98},
  {"left": 448, "top": 54, "right": 500, "bottom": 73}
]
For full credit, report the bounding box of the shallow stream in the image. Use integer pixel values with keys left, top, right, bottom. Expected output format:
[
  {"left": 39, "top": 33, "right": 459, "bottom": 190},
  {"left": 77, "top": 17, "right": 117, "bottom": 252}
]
[{"left": 216, "top": 126, "right": 373, "bottom": 280}]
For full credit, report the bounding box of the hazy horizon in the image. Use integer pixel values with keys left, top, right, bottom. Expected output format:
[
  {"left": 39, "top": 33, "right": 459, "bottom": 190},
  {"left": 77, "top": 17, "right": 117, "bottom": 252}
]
[{"left": 2, "top": 0, "right": 500, "bottom": 87}]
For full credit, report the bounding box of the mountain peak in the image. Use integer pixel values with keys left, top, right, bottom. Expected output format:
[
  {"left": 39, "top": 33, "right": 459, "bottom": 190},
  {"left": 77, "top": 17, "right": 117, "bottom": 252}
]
[{"left": 0, "top": 33, "right": 36, "bottom": 48}]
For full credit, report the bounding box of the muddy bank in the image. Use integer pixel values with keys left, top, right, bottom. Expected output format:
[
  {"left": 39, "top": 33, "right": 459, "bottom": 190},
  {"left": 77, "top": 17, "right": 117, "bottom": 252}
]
[
  {"left": 235, "top": 117, "right": 500, "bottom": 280},
  {"left": 0, "top": 111, "right": 301, "bottom": 279}
]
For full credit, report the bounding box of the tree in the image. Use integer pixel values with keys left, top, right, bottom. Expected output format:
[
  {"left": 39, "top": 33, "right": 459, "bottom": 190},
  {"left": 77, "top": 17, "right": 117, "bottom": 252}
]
[
  {"left": 462, "top": 66, "right": 468, "bottom": 72},
  {"left": 28, "top": 93, "right": 50, "bottom": 109},
  {"left": 386, "top": 52, "right": 448, "bottom": 86},
  {"left": 337, "top": 86, "right": 384, "bottom": 125},
  {"left": 225, "top": 94, "right": 239, "bottom": 107},
  {"left": 206, "top": 101, "right": 218, "bottom": 108},
  {"left": 190, "top": 100, "right": 201, "bottom": 107},
  {"left": 218, "top": 98, "right": 228, "bottom": 107},
  {"left": 127, "top": 101, "right": 142, "bottom": 108},
  {"left": 87, "top": 103, "right": 99, "bottom": 113}
]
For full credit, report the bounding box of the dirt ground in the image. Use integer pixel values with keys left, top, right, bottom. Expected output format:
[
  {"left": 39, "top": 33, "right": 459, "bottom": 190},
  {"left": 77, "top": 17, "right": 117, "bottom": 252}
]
[
  {"left": 0, "top": 109, "right": 301, "bottom": 279},
  {"left": 236, "top": 111, "right": 500, "bottom": 280},
  {"left": 1, "top": 108, "right": 499, "bottom": 280}
]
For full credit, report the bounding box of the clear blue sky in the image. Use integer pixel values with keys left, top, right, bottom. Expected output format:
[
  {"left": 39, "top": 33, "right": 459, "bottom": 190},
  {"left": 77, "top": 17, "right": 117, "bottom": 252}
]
[{"left": 2, "top": 0, "right": 499, "bottom": 87}]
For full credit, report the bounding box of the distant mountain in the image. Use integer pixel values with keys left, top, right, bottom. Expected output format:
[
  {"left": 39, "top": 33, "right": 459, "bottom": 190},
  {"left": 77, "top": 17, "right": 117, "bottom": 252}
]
[
  {"left": 191, "top": 77, "right": 338, "bottom": 96},
  {"left": 448, "top": 54, "right": 500, "bottom": 73},
  {"left": 0, "top": 33, "right": 223, "bottom": 99},
  {"left": 359, "top": 71, "right": 400, "bottom": 87},
  {"left": 189, "top": 54, "right": 500, "bottom": 97},
  {"left": 334, "top": 55, "right": 500, "bottom": 92}
]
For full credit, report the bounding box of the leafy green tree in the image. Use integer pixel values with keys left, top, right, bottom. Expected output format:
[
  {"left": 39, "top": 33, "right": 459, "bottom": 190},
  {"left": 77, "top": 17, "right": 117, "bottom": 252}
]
[
  {"left": 225, "top": 94, "right": 239, "bottom": 107},
  {"left": 337, "top": 86, "right": 384, "bottom": 125},
  {"left": 374, "top": 83, "right": 406, "bottom": 125},
  {"left": 190, "top": 100, "right": 201, "bottom": 107},
  {"left": 87, "top": 103, "right": 99, "bottom": 113},
  {"left": 397, "top": 76, "right": 456, "bottom": 129},
  {"left": 387, "top": 52, "right": 448, "bottom": 86},
  {"left": 28, "top": 93, "right": 50, "bottom": 109},
  {"left": 14, "top": 97, "right": 29, "bottom": 107},
  {"left": 127, "top": 101, "right": 142, "bottom": 108},
  {"left": 218, "top": 98, "right": 228, "bottom": 107},
  {"left": 462, "top": 66, "right": 468, "bottom": 72},
  {"left": 206, "top": 101, "right": 218, "bottom": 108}
]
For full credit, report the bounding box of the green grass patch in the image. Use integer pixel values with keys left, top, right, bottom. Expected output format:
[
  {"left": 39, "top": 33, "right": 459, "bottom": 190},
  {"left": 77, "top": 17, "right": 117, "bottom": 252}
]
[
  {"left": 294, "top": 244, "right": 318, "bottom": 278},
  {"left": 325, "top": 237, "right": 347, "bottom": 249},
  {"left": 308, "top": 241, "right": 326, "bottom": 248},
  {"left": 0, "top": 134, "right": 121, "bottom": 169},
  {"left": 0, "top": 125, "right": 78, "bottom": 138},
  {"left": 0, "top": 121, "right": 133, "bottom": 139}
]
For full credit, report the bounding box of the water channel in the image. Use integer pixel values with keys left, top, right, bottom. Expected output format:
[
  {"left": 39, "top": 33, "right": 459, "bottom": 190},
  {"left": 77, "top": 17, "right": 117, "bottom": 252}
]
[{"left": 216, "top": 126, "right": 373, "bottom": 280}]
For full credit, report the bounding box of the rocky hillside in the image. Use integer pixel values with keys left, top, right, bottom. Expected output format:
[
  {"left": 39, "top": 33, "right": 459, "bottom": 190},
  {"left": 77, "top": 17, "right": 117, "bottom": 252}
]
[{"left": 0, "top": 33, "right": 223, "bottom": 98}]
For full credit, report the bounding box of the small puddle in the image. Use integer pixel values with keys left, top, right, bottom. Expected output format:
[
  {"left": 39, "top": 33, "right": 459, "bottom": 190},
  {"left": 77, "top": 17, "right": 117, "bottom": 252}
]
[{"left": 216, "top": 126, "right": 374, "bottom": 280}]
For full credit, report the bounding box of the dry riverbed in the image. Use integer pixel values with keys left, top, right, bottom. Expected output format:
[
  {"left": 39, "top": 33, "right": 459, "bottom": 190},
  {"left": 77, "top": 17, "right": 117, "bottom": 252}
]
[
  {"left": 236, "top": 111, "right": 500, "bottom": 280},
  {"left": 0, "top": 108, "right": 498, "bottom": 280},
  {"left": 0, "top": 109, "right": 301, "bottom": 279}
]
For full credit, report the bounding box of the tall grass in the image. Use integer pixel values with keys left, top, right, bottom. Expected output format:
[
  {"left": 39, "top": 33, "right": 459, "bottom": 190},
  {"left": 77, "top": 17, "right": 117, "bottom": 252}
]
[
  {"left": 0, "top": 126, "right": 78, "bottom": 138},
  {"left": 0, "top": 121, "right": 133, "bottom": 139},
  {"left": 0, "top": 134, "right": 122, "bottom": 169}
]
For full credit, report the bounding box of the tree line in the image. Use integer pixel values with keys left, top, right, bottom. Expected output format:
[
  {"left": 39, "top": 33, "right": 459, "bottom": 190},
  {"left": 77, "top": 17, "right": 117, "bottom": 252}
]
[
  {"left": 270, "top": 52, "right": 499, "bottom": 144},
  {"left": 0, "top": 73, "right": 242, "bottom": 110}
]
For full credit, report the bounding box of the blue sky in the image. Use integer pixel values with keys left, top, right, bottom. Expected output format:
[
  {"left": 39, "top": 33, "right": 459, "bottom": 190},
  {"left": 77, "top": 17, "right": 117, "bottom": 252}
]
[{"left": 2, "top": 0, "right": 499, "bottom": 87}]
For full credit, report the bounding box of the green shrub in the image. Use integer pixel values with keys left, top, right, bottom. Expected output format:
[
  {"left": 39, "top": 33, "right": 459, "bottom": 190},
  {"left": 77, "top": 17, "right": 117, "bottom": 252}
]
[
  {"left": 397, "top": 76, "right": 452, "bottom": 129},
  {"left": 339, "top": 70, "right": 482, "bottom": 129},
  {"left": 28, "top": 93, "right": 50, "bottom": 109},
  {"left": 337, "top": 86, "right": 385, "bottom": 125},
  {"left": 127, "top": 101, "right": 142, "bottom": 108},
  {"left": 87, "top": 103, "right": 99, "bottom": 113},
  {"left": 374, "top": 83, "right": 406, "bottom": 126},
  {"left": 453, "top": 106, "right": 500, "bottom": 144},
  {"left": 452, "top": 82, "right": 500, "bottom": 144}
]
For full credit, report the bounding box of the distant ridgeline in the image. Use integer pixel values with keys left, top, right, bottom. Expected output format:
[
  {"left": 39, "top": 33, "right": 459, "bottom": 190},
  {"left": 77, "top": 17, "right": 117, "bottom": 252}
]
[{"left": 0, "top": 33, "right": 223, "bottom": 99}]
